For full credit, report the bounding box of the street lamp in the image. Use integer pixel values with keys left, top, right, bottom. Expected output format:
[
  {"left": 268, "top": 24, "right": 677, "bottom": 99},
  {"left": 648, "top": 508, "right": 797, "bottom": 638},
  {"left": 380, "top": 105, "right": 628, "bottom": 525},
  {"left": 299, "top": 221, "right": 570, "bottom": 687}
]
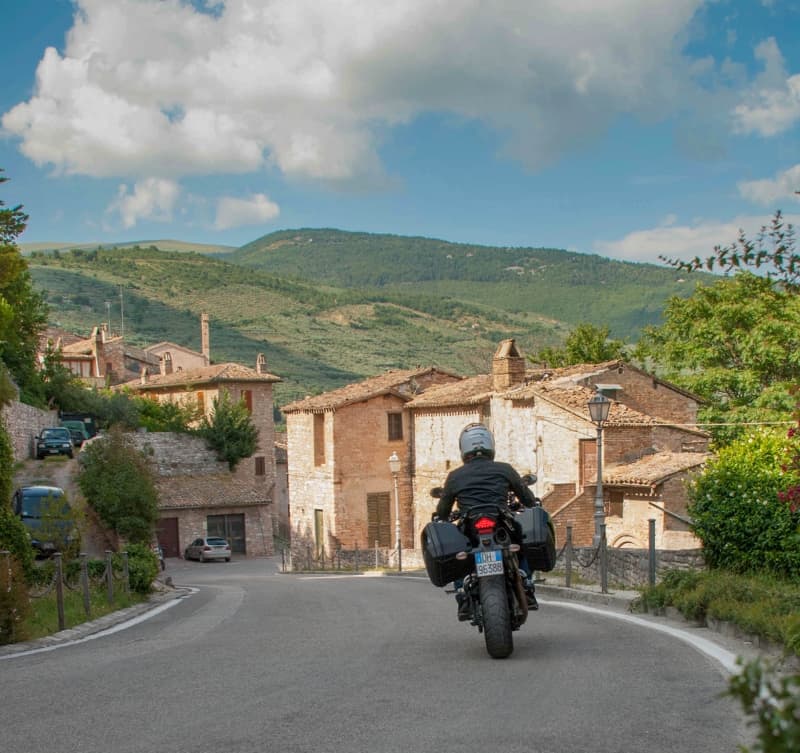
[
  {"left": 588, "top": 391, "right": 611, "bottom": 546},
  {"left": 388, "top": 451, "right": 402, "bottom": 572}
]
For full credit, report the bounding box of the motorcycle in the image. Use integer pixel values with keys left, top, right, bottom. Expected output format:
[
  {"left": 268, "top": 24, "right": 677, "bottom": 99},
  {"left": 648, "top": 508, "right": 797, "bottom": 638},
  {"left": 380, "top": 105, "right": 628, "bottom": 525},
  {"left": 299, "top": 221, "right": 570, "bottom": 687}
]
[{"left": 422, "top": 474, "right": 555, "bottom": 659}]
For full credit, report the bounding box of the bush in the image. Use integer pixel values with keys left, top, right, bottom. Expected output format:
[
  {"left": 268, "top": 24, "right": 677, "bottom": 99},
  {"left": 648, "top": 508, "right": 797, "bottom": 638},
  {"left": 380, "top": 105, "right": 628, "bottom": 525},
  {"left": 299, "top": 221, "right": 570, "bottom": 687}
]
[
  {"left": 688, "top": 429, "right": 800, "bottom": 577},
  {"left": 77, "top": 426, "right": 159, "bottom": 543},
  {"left": 0, "top": 553, "right": 31, "bottom": 644},
  {"left": 0, "top": 506, "right": 34, "bottom": 582},
  {"left": 728, "top": 658, "right": 800, "bottom": 753},
  {"left": 123, "top": 543, "right": 159, "bottom": 594},
  {"left": 634, "top": 569, "right": 800, "bottom": 655}
]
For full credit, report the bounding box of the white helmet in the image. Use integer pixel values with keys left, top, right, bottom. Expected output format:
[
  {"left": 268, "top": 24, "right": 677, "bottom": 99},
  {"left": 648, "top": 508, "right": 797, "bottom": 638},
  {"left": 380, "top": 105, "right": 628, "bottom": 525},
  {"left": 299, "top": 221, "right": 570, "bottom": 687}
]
[{"left": 459, "top": 423, "right": 495, "bottom": 461}]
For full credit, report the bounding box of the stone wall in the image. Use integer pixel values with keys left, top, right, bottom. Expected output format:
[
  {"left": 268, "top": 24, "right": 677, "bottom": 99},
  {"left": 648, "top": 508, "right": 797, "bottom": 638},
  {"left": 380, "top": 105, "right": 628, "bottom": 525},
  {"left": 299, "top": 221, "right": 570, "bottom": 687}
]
[
  {"left": 1, "top": 400, "right": 59, "bottom": 462},
  {"left": 130, "top": 431, "right": 230, "bottom": 476},
  {"left": 555, "top": 545, "right": 705, "bottom": 588}
]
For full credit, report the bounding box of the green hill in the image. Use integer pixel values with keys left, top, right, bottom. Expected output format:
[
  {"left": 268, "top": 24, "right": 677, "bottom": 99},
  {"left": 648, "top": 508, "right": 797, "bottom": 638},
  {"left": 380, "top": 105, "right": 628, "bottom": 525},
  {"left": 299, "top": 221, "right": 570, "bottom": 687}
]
[
  {"left": 28, "top": 244, "right": 568, "bottom": 408},
  {"left": 221, "top": 229, "right": 707, "bottom": 335},
  {"left": 27, "top": 231, "right": 711, "bottom": 409}
]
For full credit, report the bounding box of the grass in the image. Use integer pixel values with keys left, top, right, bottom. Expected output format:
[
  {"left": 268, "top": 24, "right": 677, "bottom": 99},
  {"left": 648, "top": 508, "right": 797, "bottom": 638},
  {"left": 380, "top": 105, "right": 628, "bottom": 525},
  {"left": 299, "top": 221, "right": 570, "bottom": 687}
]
[
  {"left": 633, "top": 569, "right": 800, "bottom": 656},
  {"left": 23, "top": 584, "right": 146, "bottom": 641}
]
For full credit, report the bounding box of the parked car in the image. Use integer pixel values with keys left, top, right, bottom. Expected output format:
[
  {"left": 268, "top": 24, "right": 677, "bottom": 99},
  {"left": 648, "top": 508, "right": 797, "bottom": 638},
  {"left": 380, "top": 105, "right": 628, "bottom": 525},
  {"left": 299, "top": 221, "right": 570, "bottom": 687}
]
[
  {"left": 60, "top": 420, "right": 91, "bottom": 447},
  {"left": 184, "top": 537, "right": 232, "bottom": 562},
  {"left": 12, "top": 485, "right": 76, "bottom": 557},
  {"left": 35, "top": 427, "right": 74, "bottom": 459}
]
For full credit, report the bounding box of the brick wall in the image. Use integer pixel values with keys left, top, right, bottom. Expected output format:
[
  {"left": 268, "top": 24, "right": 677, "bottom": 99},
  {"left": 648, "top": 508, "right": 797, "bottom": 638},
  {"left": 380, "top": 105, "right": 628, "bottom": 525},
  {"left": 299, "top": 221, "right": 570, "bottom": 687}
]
[
  {"left": 583, "top": 365, "right": 699, "bottom": 425},
  {"left": 2, "top": 400, "right": 59, "bottom": 462}
]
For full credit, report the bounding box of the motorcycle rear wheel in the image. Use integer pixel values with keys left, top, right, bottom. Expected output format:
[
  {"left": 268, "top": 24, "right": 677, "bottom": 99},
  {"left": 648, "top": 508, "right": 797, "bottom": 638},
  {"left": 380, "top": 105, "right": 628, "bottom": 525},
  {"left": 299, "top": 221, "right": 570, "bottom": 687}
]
[{"left": 479, "top": 574, "right": 513, "bottom": 659}]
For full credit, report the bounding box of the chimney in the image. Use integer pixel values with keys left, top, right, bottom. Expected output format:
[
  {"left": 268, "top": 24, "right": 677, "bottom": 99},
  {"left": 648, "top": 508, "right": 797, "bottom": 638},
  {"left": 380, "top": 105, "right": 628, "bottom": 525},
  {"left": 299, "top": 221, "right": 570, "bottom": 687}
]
[
  {"left": 492, "top": 339, "right": 526, "bottom": 391},
  {"left": 140, "top": 366, "right": 148, "bottom": 385},
  {"left": 201, "top": 312, "right": 210, "bottom": 364},
  {"left": 256, "top": 353, "right": 267, "bottom": 375}
]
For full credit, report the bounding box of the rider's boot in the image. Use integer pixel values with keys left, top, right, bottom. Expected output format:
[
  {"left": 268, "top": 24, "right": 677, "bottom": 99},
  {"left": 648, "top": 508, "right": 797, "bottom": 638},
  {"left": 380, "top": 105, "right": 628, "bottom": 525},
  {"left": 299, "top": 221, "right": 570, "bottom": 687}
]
[{"left": 455, "top": 590, "right": 470, "bottom": 621}]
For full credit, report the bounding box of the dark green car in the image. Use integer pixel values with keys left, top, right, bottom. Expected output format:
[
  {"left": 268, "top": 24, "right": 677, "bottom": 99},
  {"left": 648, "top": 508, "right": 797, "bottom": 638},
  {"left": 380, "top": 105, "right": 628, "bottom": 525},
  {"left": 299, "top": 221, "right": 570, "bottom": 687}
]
[
  {"left": 12, "top": 485, "right": 76, "bottom": 557},
  {"left": 35, "top": 427, "right": 74, "bottom": 459}
]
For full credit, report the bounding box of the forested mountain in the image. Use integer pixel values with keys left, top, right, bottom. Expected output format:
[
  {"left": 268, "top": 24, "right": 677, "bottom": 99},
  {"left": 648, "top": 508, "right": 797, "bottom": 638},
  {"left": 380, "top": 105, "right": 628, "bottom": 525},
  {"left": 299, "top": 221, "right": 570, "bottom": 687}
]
[
  {"left": 220, "top": 229, "right": 706, "bottom": 335},
  {"left": 26, "top": 230, "right": 711, "bottom": 408}
]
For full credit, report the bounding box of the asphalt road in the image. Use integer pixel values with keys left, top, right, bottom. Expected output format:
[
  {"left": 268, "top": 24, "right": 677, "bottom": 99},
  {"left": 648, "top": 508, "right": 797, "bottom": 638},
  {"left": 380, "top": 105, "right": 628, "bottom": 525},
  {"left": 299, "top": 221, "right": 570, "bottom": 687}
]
[{"left": 2, "top": 558, "right": 748, "bottom": 753}]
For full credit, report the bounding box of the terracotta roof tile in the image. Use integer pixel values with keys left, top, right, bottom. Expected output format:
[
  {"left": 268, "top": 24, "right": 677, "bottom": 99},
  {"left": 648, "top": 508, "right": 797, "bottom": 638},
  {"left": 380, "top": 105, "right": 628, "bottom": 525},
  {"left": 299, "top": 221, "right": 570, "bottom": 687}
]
[
  {"left": 504, "top": 382, "right": 657, "bottom": 426},
  {"left": 405, "top": 375, "right": 494, "bottom": 409},
  {"left": 282, "top": 367, "right": 459, "bottom": 412},
  {"left": 128, "top": 362, "right": 281, "bottom": 390},
  {"left": 604, "top": 451, "right": 710, "bottom": 486},
  {"left": 156, "top": 475, "right": 269, "bottom": 508}
]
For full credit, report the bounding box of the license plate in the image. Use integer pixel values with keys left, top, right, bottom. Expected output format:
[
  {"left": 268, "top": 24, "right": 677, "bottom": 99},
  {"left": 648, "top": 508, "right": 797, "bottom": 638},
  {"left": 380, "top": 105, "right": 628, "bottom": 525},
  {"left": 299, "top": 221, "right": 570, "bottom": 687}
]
[{"left": 475, "top": 550, "right": 503, "bottom": 577}]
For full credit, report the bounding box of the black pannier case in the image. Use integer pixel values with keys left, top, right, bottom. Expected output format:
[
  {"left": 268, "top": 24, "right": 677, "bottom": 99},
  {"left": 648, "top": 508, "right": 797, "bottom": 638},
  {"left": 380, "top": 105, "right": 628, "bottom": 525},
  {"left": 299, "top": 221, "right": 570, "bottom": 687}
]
[
  {"left": 421, "top": 521, "right": 472, "bottom": 587},
  {"left": 516, "top": 506, "right": 557, "bottom": 572}
]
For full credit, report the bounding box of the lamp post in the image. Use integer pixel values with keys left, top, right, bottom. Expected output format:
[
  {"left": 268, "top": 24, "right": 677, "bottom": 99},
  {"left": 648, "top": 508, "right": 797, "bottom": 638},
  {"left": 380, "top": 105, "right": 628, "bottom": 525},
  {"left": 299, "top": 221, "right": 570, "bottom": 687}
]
[
  {"left": 388, "top": 451, "right": 402, "bottom": 572},
  {"left": 588, "top": 391, "right": 611, "bottom": 546}
]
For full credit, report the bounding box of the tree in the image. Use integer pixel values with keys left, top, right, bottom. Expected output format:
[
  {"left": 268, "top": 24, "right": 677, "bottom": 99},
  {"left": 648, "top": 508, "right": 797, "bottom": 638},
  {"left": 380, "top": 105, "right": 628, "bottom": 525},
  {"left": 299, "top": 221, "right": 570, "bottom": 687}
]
[
  {"left": 0, "top": 170, "right": 48, "bottom": 404},
  {"left": 77, "top": 426, "right": 159, "bottom": 544},
  {"left": 661, "top": 210, "right": 799, "bottom": 291},
  {"left": 533, "top": 322, "right": 625, "bottom": 367},
  {"left": 197, "top": 390, "right": 258, "bottom": 470},
  {"left": 635, "top": 272, "right": 800, "bottom": 443}
]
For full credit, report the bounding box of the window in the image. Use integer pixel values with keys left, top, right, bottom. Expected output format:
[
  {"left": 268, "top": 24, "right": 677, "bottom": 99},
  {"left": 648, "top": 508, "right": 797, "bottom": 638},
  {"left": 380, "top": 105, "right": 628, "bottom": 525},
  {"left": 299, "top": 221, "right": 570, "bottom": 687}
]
[
  {"left": 607, "top": 491, "right": 624, "bottom": 518},
  {"left": 388, "top": 412, "right": 403, "bottom": 441},
  {"left": 242, "top": 389, "right": 253, "bottom": 414},
  {"left": 314, "top": 413, "right": 326, "bottom": 466},
  {"left": 254, "top": 456, "right": 266, "bottom": 476}
]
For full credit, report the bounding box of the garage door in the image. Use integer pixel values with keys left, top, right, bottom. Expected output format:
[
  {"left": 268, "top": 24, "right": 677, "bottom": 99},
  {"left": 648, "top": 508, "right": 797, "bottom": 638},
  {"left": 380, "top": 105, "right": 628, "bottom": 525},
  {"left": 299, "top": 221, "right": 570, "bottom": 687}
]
[{"left": 207, "top": 513, "right": 246, "bottom": 554}]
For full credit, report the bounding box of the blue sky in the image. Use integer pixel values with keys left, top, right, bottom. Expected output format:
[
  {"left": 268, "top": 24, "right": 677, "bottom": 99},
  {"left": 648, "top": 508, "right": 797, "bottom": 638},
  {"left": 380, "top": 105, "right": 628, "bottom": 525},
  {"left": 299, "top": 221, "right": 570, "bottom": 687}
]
[{"left": 1, "top": 0, "right": 799, "bottom": 264}]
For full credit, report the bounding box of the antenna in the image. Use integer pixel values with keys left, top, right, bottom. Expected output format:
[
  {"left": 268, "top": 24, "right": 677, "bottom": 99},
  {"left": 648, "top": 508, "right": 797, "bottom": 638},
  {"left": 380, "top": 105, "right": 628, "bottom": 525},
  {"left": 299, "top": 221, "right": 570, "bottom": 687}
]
[
  {"left": 119, "top": 286, "right": 125, "bottom": 339},
  {"left": 104, "top": 300, "right": 111, "bottom": 334}
]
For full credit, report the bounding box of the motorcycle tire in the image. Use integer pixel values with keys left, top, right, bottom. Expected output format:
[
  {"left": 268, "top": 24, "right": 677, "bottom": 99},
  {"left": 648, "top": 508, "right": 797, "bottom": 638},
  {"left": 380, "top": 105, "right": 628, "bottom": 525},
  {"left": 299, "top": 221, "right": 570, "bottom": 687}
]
[{"left": 479, "top": 574, "right": 513, "bottom": 659}]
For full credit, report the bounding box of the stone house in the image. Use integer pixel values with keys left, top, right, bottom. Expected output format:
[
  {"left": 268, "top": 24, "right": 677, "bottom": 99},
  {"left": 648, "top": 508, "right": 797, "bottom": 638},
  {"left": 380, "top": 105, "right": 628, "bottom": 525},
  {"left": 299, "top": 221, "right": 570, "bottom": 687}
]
[
  {"left": 42, "top": 323, "right": 161, "bottom": 387},
  {"left": 124, "top": 356, "right": 281, "bottom": 557},
  {"left": 128, "top": 432, "right": 275, "bottom": 558},
  {"left": 282, "top": 367, "right": 461, "bottom": 558},
  {"left": 407, "top": 342, "right": 709, "bottom": 549},
  {"left": 144, "top": 313, "right": 212, "bottom": 373}
]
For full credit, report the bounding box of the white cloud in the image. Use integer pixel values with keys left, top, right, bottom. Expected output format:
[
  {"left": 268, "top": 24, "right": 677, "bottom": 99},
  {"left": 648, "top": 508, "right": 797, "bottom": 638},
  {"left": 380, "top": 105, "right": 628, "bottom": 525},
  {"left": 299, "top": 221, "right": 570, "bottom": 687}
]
[
  {"left": 108, "top": 178, "right": 180, "bottom": 228},
  {"left": 732, "top": 38, "right": 800, "bottom": 136},
  {"left": 738, "top": 165, "right": 800, "bottom": 205},
  {"left": 1, "top": 0, "right": 710, "bottom": 186},
  {"left": 595, "top": 213, "right": 800, "bottom": 264},
  {"left": 214, "top": 193, "right": 280, "bottom": 230}
]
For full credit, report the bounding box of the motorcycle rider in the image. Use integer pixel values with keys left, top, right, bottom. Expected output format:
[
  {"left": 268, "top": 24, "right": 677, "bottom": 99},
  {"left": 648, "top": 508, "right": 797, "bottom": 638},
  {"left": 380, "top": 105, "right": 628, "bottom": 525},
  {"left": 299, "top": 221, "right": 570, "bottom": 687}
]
[{"left": 436, "top": 423, "right": 539, "bottom": 618}]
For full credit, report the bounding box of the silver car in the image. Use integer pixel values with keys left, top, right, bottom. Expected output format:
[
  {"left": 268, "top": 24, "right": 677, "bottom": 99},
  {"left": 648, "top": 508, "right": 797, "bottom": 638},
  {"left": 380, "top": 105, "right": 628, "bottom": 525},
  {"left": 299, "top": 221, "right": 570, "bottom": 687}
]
[{"left": 184, "top": 536, "right": 232, "bottom": 562}]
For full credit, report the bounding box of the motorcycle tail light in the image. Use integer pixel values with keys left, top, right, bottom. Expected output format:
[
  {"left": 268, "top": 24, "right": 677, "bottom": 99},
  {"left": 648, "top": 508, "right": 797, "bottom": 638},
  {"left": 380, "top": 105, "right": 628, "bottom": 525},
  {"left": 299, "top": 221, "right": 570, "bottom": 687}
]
[
  {"left": 474, "top": 516, "right": 496, "bottom": 534},
  {"left": 509, "top": 544, "right": 520, "bottom": 552}
]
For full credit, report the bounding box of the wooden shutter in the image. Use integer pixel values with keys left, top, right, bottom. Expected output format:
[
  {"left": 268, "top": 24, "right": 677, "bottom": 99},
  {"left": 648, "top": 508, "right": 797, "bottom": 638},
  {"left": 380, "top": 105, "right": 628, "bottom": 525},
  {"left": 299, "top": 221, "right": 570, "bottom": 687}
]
[{"left": 366, "top": 493, "right": 391, "bottom": 547}]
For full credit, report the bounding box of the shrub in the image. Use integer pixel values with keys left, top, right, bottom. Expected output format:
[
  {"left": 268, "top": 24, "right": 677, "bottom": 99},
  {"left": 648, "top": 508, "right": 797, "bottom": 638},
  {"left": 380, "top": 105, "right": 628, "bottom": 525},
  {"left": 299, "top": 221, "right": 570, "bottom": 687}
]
[
  {"left": 688, "top": 429, "right": 800, "bottom": 577},
  {"left": 728, "top": 658, "right": 800, "bottom": 753},
  {"left": 123, "top": 543, "right": 159, "bottom": 594},
  {"left": 0, "top": 553, "right": 31, "bottom": 644},
  {"left": 0, "top": 505, "right": 34, "bottom": 582},
  {"left": 77, "top": 426, "right": 159, "bottom": 543}
]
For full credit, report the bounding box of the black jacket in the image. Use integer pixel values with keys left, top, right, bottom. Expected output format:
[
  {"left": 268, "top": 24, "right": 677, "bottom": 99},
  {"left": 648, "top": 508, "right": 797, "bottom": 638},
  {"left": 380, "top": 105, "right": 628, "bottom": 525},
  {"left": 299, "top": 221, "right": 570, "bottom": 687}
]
[{"left": 436, "top": 455, "right": 536, "bottom": 520}]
